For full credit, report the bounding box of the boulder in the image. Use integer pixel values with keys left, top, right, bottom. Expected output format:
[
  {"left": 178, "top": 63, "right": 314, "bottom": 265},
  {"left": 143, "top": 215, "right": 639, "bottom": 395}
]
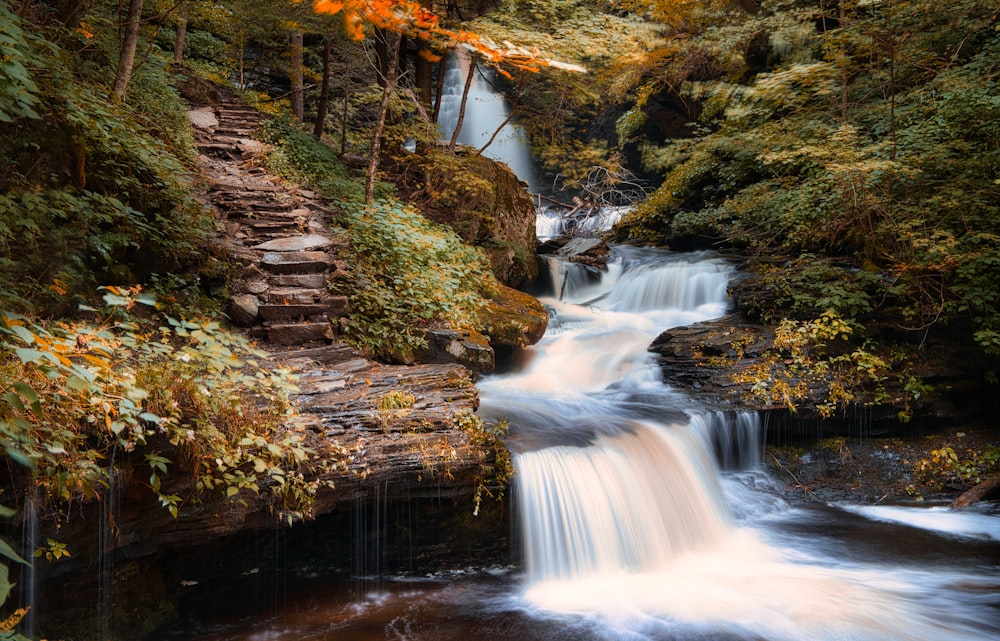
[
  {"left": 228, "top": 294, "right": 260, "bottom": 326},
  {"left": 395, "top": 150, "right": 539, "bottom": 288},
  {"left": 478, "top": 283, "right": 548, "bottom": 350},
  {"left": 416, "top": 328, "right": 495, "bottom": 374}
]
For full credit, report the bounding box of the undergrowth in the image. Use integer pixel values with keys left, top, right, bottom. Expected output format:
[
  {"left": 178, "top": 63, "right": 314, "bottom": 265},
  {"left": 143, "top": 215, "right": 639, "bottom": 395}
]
[{"left": 0, "top": 289, "right": 333, "bottom": 527}]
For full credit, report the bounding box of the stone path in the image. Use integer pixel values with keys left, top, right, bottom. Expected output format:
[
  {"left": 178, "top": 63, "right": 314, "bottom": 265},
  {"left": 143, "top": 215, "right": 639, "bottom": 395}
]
[
  {"left": 189, "top": 102, "right": 349, "bottom": 347},
  {"left": 185, "top": 98, "right": 493, "bottom": 513}
]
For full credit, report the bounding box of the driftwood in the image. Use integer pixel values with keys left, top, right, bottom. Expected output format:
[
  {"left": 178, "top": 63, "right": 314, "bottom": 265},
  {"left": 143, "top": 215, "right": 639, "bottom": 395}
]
[{"left": 951, "top": 474, "right": 1000, "bottom": 507}]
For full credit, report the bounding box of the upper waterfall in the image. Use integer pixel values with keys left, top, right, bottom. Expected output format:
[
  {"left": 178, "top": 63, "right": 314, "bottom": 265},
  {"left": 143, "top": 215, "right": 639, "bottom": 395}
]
[{"left": 437, "top": 53, "right": 539, "bottom": 192}]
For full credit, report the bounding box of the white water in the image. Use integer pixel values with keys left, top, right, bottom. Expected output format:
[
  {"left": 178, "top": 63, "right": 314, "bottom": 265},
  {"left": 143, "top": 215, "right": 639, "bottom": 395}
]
[
  {"left": 537, "top": 205, "right": 631, "bottom": 241},
  {"left": 477, "top": 247, "right": 1000, "bottom": 641},
  {"left": 437, "top": 53, "right": 538, "bottom": 192}
]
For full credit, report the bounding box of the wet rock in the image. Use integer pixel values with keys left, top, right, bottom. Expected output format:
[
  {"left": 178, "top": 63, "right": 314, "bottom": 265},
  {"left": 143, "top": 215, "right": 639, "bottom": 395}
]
[
  {"left": 416, "top": 328, "right": 495, "bottom": 374},
  {"left": 478, "top": 283, "right": 548, "bottom": 350}
]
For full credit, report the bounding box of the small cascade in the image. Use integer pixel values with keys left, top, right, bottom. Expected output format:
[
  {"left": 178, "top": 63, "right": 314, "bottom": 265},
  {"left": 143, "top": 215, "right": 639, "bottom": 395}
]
[
  {"left": 437, "top": 53, "right": 538, "bottom": 191},
  {"left": 688, "top": 410, "right": 765, "bottom": 471},
  {"left": 536, "top": 205, "right": 631, "bottom": 240},
  {"left": 516, "top": 421, "right": 731, "bottom": 584}
]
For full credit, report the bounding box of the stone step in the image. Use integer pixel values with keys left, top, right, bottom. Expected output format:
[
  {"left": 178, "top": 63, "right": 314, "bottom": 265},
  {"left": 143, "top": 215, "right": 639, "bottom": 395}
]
[
  {"left": 267, "top": 322, "right": 334, "bottom": 345},
  {"left": 215, "top": 127, "right": 258, "bottom": 136},
  {"left": 251, "top": 234, "right": 333, "bottom": 252},
  {"left": 271, "top": 342, "right": 359, "bottom": 366},
  {"left": 261, "top": 251, "right": 334, "bottom": 274},
  {"left": 241, "top": 220, "right": 301, "bottom": 232},
  {"left": 268, "top": 287, "right": 325, "bottom": 304},
  {"left": 216, "top": 201, "right": 296, "bottom": 213},
  {"left": 258, "top": 295, "right": 349, "bottom": 320},
  {"left": 269, "top": 273, "right": 328, "bottom": 289},
  {"left": 197, "top": 142, "right": 240, "bottom": 154},
  {"left": 216, "top": 111, "right": 260, "bottom": 120},
  {"left": 259, "top": 304, "right": 330, "bottom": 321},
  {"left": 226, "top": 208, "right": 308, "bottom": 220}
]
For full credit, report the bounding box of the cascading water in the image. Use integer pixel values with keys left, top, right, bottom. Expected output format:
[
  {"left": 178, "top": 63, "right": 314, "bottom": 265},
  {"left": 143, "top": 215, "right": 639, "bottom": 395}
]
[
  {"left": 477, "top": 246, "right": 999, "bottom": 641},
  {"left": 164, "top": 245, "right": 998, "bottom": 641},
  {"left": 437, "top": 52, "right": 538, "bottom": 192}
]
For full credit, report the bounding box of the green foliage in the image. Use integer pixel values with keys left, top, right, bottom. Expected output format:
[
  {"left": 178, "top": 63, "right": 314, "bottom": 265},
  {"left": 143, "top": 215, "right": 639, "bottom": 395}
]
[
  {"left": 611, "top": 0, "right": 1000, "bottom": 360},
  {"left": 0, "top": 291, "right": 328, "bottom": 523},
  {"left": 257, "top": 117, "right": 372, "bottom": 204},
  {"left": 0, "top": 502, "right": 29, "bottom": 640},
  {"left": 729, "top": 311, "right": 925, "bottom": 420},
  {"left": 452, "top": 410, "right": 513, "bottom": 517},
  {"left": 915, "top": 441, "right": 1000, "bottom": 489},
  {"left": 335, "top": 199, "right": 496, "bottom": 362},
  {"left": 376, "top": 390, "right": 416, "bottom": 410},
  {"left": 742, "top": 255, "right": 882, "bottom": 324},
  {"left": 0, "top": 7, "right": 208, "bottom": 311},
  {"left": 0, "top": 5, "right": 42, "bottom": 123}
]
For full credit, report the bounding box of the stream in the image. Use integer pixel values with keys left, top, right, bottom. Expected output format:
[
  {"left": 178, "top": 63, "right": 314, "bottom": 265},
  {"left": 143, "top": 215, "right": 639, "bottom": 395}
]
[{"left": 167, "top": 246, "right": 999, "bottom": 641}]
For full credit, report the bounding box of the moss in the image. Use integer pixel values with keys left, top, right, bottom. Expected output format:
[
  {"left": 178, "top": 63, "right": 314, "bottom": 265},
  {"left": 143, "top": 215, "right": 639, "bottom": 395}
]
[
  {"left": 477, "top": 283, "right": 548, "bottom": 349},
  {"left": 393, "top": 149, "right": 538, "bottom": 288}
]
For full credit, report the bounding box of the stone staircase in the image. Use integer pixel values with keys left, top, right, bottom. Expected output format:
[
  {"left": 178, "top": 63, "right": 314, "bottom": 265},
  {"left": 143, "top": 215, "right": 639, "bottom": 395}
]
[{"left": 188, "top": 101, "right": 350, "bottom": 347}]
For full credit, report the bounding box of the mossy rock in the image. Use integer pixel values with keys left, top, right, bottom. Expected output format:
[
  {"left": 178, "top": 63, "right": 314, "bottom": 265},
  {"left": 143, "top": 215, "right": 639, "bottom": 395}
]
[
  {"left": 394, "top": 148, "right": 538, "bottom": 288},
  {"left": 478, "top": 283, "right": 548, "bottom": 350}
]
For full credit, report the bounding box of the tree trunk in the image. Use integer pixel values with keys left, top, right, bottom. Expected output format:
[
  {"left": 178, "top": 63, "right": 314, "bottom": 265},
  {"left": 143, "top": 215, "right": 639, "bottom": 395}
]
[
  {"left": 366, "top": 33, "right": 401, "bottom": 204},
  {"left": 839, "top": 3, "right": 848, "bottom": 122},
  {"left": 448, "top": 56, "right": 476, "bottom": 152},
  {"left": 415, "top": 38, "right": 433, "bottom": 109},
  {"left": 173, "top": 3, "right": 188, "bottom": 65},
  {"left": 314, "top": 36, "right": 333, "bottom": 139},
  {"left": 112, "top": 0, "right": 145, "bottom": 101},
  {"left": 290, "top": 31, "right": 305, "bottom": 122}
]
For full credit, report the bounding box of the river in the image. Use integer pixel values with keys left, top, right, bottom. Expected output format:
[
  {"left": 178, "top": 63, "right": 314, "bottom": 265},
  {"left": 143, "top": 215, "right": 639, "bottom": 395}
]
[{"left": 166, "top": 245, "right": 999, "bottom": 641}]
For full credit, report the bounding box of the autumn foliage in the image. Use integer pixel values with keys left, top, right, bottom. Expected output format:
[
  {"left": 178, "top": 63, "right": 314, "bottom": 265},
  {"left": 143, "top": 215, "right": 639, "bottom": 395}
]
[{"left": 314, "top": 0, "right": 584, "bottom": 75}]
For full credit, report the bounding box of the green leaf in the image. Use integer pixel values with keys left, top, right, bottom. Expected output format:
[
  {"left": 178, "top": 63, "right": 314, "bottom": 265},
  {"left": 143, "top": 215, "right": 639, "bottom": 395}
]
[
  {"left": 0, "top": 564, "right": 11, "bottom": 605},
  {"left": 3, "top": 446, "right": 32, "bottom": 468},
  {"left": 13, "top": 348, "right": 43, "bottom": 364},
  {"left": 10, "top": 325, "right": 34, "bottom": 344},
  {"left": 0, "top": 537, "right": 29, "bottom": 566},
  {"left": 66, "top": 375, "right": 91, "bottom": 392},
  {"left": 226, "top": 485, "right": 239, "bottom": 498},
  {"left": 2, "top": 392, "right": 24, "bottom": 414},
  {"left": 12, "top": 382, "right": 40, "bottom": 418}
]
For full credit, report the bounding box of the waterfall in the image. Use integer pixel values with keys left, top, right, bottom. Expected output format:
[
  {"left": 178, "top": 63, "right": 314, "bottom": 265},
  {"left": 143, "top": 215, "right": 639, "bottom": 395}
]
[
  {"left": 480, "top": 247, "right": 738, "bottom": 585},
  {"left": 516, "top": 420, "right": 731, "bottom": 584},
  {"left": 688, "top": 411, "right": 765, "bottom": 471},
  {"left": 437, "top": 53, "right": 538, "bottom": 192},
  {"left": 478, "top": 247, "right": 997, "bottom": 641}
]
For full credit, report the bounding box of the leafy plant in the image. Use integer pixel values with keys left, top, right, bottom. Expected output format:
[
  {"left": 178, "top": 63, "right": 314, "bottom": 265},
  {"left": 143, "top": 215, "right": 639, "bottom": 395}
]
[
  {"left": 0, "top": 288, "right": 331, "bottom": 524},
  {"left": 452, "top": 410, "right": 513, "bottom": 516},
  {"left": 334, "top": 198, "right": 496, "bottom": 362}
]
